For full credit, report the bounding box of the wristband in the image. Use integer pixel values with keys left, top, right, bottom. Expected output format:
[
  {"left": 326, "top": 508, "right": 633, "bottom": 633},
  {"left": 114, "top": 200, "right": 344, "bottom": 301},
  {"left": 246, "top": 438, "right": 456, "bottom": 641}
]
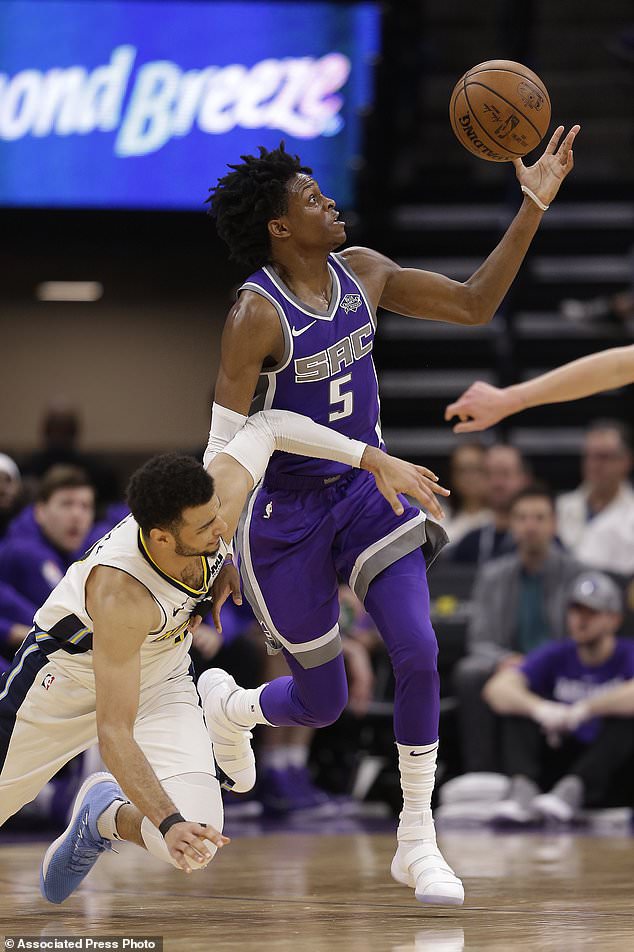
[
  {"left": 191, "top": 598, "right": 214, "bottom": 618},
  {"left": 521, "top": 185, "right": 549, "bottom": 212},
  {"left": 158, "top": 812, "right": 186, "bottom": 837}
]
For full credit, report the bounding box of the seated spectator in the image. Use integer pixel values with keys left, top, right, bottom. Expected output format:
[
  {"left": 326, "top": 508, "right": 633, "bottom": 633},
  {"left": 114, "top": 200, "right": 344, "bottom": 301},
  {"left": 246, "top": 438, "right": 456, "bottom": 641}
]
[
  {"left": 483, "top": 571, "right": 634, "bottom": 824},
  {"left": 453, "top": 486, "right": 581, "bottom": 773},
  {"left": 0, "top": 454, "right": 22, "bottom": 540},
  {"left": 449, "top": 444, "right": 529, "bottom": 565},
  {"left": 0, "top": 466, "right": 95, "bottom": 610},
  {"left": 443, "top": 443, "right": 491, "bottom": 548},
  {"left": 557, "top": 420, "right": 634, "bottom": 575}
]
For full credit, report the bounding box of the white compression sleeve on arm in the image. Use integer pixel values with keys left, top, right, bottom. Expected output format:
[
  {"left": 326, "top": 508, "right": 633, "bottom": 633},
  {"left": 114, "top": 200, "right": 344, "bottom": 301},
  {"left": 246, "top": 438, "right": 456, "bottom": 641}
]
[
  {"left": 221, "top": 409, "right": 367, "bottom": 485},
  {"left": 203, "top": 403, "right": 248, "bottom": 470}
]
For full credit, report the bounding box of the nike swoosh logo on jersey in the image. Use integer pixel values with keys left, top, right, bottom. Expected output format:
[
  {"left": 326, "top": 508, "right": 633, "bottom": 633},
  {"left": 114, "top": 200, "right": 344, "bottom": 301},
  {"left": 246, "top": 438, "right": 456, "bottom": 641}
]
[{"left": 291, "top": 320, "right": 317, "bottom": 337}]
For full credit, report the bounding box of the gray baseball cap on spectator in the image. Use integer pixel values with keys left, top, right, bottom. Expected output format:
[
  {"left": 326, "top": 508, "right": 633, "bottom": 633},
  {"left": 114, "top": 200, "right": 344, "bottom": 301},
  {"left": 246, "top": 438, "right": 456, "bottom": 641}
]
[{"left": 568, "top": 571, "right": 623, "bottom": 613}]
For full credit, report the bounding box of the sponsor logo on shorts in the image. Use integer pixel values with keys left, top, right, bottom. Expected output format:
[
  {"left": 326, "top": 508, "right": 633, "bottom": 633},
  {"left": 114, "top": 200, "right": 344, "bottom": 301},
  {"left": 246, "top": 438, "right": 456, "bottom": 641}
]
[
  {"left": 42, "top": 673, "right": 55, "bottom": 691},
  {"left": 263, "top": 501, "right": 273, "bottom": 520}
]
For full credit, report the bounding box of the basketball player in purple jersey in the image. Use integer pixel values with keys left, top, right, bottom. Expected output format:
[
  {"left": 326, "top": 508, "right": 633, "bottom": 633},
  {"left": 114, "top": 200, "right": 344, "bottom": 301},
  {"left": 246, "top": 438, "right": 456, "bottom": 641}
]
[{"left": 201, "top": 129, "right": 579, "bottom": 906}]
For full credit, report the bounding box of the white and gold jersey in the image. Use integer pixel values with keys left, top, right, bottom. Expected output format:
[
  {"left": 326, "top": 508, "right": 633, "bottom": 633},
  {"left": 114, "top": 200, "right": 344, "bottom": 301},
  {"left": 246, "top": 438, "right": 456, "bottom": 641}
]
[{"left": 33, "top": 514, "right": 227, "bottom": 687}]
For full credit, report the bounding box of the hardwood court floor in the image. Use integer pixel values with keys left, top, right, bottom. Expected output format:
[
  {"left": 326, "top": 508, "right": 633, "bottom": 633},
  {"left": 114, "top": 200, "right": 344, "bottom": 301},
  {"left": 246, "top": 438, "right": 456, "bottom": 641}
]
[{"left": 1, "top": 830, "right": 633, "bottom": 951}]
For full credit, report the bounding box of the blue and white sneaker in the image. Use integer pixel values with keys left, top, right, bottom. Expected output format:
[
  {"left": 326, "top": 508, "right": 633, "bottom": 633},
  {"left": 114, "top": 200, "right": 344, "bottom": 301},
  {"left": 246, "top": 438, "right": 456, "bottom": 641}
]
[{"left": 40, "top": 771, "right": 123, "bottom": 904}]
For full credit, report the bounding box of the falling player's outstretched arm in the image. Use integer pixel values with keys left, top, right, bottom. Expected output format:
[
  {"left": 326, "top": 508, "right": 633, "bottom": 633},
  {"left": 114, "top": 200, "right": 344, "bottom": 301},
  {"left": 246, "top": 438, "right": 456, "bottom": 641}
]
[
  {"left": 88, "top": 566, "right": 228, "bottom": 871},
  {"left": 343, "top": 125, "right": 580, "bottom": 326},
  {"left": 444, "top": 344, "right": 634, "bottom": 433},
  {"left": 205, "top": 408, "right": 451, "bottom": 633},
  {"left": 207, "top": 408, "right": 452, "bottom": 540}
]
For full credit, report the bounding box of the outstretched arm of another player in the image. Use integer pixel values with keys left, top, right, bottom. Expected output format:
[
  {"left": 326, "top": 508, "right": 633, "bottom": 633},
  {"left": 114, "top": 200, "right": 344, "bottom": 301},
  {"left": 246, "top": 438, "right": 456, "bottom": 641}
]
[
  {"left": 445, "top": 344, "right": 634, "bottom": 433},
  {"left": 88, "top": 566, "right": 229, "bottom": 871}
]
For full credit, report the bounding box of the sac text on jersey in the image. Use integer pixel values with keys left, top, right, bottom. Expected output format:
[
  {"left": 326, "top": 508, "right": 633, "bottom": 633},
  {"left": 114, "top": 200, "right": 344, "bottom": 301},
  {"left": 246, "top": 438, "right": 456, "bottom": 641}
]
[{"left": 294, "top": 322, "right": 373, "bottom": 383}]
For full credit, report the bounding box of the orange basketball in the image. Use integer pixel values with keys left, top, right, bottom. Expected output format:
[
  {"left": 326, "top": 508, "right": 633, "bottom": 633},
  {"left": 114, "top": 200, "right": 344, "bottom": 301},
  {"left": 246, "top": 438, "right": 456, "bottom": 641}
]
[{"left": 449, "top": 60, "right": 551, "bottom": 162}]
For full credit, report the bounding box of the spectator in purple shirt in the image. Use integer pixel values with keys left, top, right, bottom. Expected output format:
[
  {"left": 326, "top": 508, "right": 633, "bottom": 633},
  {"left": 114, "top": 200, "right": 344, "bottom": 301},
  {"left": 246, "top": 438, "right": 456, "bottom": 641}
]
[
  {"left": 483, "top": 570, "right": 634, "bottom": 824},
  {"left": 0, "top": 465, "right": 94, "bottom": 614}
]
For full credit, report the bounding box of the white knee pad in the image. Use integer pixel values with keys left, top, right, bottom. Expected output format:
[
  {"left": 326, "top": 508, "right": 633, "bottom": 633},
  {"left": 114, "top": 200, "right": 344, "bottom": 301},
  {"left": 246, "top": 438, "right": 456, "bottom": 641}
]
[{"left": 140, "top": 771, "right": 223, "bottom": 870}]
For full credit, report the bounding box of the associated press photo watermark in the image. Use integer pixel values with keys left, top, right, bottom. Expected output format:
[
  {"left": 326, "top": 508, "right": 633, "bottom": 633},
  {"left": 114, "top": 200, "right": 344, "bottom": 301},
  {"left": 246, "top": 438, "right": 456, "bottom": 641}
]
[{"left": 4, "top": 939, "right": 162, "bottom": 951}]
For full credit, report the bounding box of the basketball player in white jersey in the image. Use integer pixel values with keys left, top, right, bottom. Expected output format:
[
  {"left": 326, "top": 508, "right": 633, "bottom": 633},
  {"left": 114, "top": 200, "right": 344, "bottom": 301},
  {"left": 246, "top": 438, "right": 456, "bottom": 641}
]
[{"left": 0, "top": 409, "right": 447, "bottom": 903}]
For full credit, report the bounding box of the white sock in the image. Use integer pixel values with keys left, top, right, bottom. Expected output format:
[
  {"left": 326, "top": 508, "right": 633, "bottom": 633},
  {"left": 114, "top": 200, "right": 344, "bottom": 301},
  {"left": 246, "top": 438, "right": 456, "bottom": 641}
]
[
  {"left": 396, "top": 741, "right": 439, "bottom": 843},
  {"left": 97, "top": 798, "right": 129, "bottom": 841},
  {"left": 225, "top": 684, "right": 271, "bottom": 729}
]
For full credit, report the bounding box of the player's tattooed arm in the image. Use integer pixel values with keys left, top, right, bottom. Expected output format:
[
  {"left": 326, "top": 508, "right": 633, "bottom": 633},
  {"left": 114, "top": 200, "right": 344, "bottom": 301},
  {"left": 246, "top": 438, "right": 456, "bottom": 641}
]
[{"left": 214, "top": 291, "right": 286, "bottom": 415}]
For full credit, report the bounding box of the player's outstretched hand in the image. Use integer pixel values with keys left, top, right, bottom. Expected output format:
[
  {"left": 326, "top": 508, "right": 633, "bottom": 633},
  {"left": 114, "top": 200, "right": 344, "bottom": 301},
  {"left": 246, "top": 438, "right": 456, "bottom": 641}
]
[
  {"left": 165, "top": 820, "right": 230, "bottom": 873},
  {"left": 361, "top": 446, "right": 450, "bottom": 520},
  {"left": 210, "top": 560, "right": 242, "bottom": 634},
  {"left": 445, "top": 380, "right": 517, "bottom": 432},
  {"left": 514, "top": 123, "right": 580, "bottom": 207}
]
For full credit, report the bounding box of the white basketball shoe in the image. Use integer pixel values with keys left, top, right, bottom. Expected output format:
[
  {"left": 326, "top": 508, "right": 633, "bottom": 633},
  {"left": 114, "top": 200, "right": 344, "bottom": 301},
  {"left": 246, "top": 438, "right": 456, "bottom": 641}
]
[
  {"left": 391, "top": 822, "right": 464, "bottom": 906},
  {"left": 197, "top": 668, "right": 256, "bottom": 794}
]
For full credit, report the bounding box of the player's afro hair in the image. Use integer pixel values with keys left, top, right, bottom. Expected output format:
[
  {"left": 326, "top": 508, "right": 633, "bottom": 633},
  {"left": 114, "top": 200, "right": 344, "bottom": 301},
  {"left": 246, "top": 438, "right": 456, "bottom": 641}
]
[
  {"left": 206, "top": 142, "right": 312, "bottom": 271},
  {"left": 126, "top": 454, "right": 214, "bottom": 535}
]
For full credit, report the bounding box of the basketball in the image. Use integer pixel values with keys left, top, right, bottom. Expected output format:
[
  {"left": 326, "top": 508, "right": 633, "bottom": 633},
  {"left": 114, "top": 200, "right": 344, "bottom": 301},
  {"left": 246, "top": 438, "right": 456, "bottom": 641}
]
[{"left": 449, "top": 60, "right": 551, "bottom": 162}]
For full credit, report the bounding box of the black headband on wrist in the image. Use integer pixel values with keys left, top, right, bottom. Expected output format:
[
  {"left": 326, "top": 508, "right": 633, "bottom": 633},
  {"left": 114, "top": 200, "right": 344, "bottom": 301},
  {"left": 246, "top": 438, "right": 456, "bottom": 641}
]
[{"left": 158, "top": 812, "right": 186, "bottom": 837}]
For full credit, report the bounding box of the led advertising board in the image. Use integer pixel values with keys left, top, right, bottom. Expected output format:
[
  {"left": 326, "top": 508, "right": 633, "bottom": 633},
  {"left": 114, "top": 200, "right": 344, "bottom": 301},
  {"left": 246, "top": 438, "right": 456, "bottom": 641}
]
[{"left": 0, "top": 1, "right": 380, "bottom": 209}]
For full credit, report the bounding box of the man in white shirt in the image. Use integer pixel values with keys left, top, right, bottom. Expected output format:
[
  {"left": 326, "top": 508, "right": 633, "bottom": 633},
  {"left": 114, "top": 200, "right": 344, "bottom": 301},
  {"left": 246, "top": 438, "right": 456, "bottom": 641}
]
[{"left": 556, "top": 421, "right": 634, "bottom": 575}]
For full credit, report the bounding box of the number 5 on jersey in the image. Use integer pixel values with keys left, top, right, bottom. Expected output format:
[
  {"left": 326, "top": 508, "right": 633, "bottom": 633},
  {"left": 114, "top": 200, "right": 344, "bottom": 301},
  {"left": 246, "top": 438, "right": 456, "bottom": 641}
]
[{"left": 329, "top": 373, "right": 354, "bottom": 422}]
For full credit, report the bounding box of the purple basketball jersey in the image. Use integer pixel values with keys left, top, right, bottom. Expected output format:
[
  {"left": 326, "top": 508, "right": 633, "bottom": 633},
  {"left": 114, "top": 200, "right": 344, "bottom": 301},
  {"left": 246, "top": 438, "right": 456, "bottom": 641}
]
[{"left": 239, "top": 253, "right": 382, "bottom": 479}]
